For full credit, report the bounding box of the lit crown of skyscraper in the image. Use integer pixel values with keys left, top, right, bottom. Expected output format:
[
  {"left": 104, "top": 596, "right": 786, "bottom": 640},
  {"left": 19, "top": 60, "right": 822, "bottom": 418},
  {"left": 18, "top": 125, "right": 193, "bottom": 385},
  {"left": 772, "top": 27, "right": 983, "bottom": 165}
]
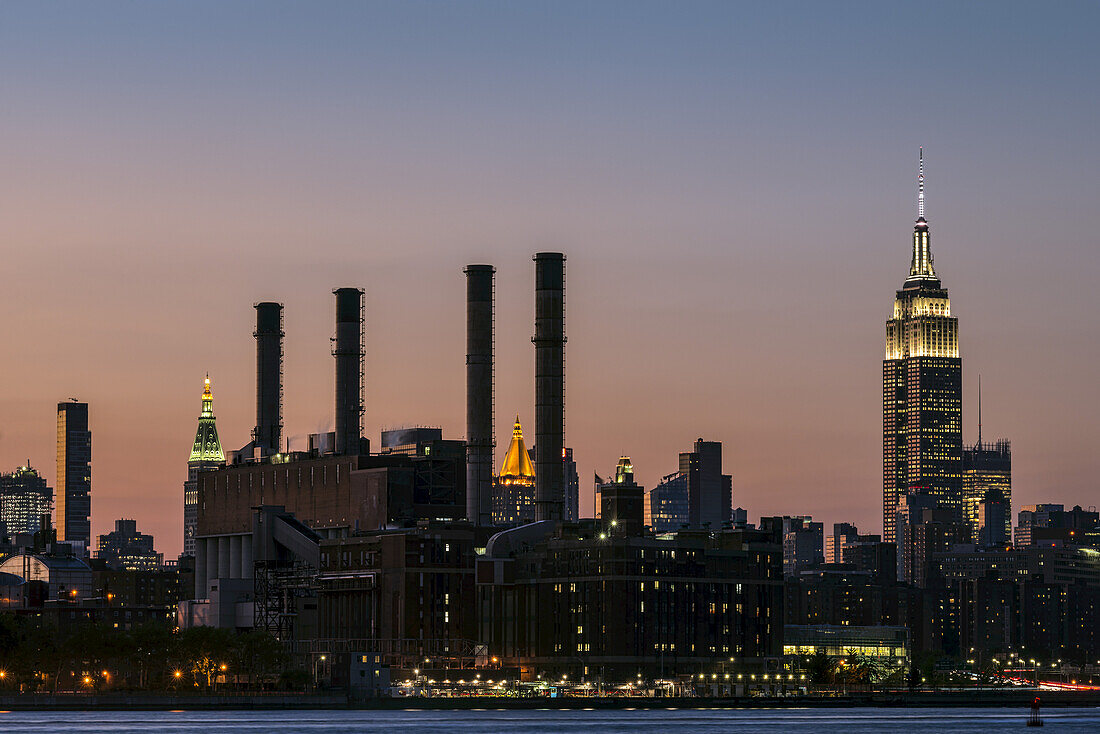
[
  {"left": 499, "top": 415, "right": 535, "bottom": 480},
  {"left": 189, "top": 374, "right": 224, "bottom": 464}
]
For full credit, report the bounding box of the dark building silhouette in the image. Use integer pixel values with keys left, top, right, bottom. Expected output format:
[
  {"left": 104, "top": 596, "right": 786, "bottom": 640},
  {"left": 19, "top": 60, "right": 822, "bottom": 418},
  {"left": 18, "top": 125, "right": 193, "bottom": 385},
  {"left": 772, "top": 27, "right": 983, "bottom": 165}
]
[
  {"left": 477, "top": 524, "right": 783, "bottom": 681},
  {"left": 883, "top": 150, "right": 962, "bottom": 544},
  {"left": 563, "top": 448, "right": 579, "bottom": 522},
  {"left": 1015, "top": 504, "right": 1099, "bottom": 547},
  {"left": 778, "top": 516, "right": 824, "bottom": 576},
  {"left": 97, "top": 518, "right": 162, "bottom": 571},
  {"left": 598, "top": 457, "right": 644, "bottom": 537},
  {"left": 825, "top": 522, "right": 859, "bottom": 564},
  {"left": 681, "top": 439, "right": 732, "bottom": 529},
  {"left": 56, "top": 401, "right": 91, "bottom": 553}
]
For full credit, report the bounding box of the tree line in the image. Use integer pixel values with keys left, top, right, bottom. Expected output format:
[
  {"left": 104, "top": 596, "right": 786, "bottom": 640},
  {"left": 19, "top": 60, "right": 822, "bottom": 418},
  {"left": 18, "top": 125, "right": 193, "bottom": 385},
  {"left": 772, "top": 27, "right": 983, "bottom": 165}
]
[{"left": 0, "top": 615, "right": 309, "bottom": 693}]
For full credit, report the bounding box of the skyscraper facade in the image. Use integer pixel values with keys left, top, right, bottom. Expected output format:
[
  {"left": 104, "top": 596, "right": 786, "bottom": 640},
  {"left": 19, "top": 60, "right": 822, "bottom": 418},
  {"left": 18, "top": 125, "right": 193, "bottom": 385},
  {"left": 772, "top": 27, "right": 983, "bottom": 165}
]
[
  {"left": 962, "top": 439, "right": 1011, "bottom": 543},
  {"left": 0, "top": 464, "right": 53, "bottom": 536},
  {"left": 883, "top": 151, "right": 962, "bottom": 543},
  {"left": 184, "top": 376, "right": 224, "bottom": 556},
  {"left": 648, "top": 471, "right": 689, "bottom": 533},
  {"left": 56, "top": 401, "right": 91, "bottom": 552}
]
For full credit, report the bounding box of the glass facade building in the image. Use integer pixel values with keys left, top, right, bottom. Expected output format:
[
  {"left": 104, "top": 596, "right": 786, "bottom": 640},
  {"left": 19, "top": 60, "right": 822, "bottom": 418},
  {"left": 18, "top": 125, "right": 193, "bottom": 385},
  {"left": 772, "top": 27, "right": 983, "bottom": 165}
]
[
  {"left": 0, "top": 464, "right": 53, "bottom": 536},
  {"left": 56, "top": 401, "right": 91, "bottom": 552}
]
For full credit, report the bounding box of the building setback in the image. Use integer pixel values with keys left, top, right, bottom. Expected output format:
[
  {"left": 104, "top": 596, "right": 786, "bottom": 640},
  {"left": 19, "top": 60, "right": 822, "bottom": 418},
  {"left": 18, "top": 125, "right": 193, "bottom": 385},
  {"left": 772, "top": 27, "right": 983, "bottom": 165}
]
[{"left": 883, "top": 150, "right": 962, "bottom": 544}]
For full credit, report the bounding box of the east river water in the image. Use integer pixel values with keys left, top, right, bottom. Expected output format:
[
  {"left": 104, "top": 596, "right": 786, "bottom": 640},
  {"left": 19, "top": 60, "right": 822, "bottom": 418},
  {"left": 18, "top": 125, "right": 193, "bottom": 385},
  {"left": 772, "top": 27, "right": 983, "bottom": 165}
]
[{"left": 0, "top": 707, "right": 1097, "bottom": 733}]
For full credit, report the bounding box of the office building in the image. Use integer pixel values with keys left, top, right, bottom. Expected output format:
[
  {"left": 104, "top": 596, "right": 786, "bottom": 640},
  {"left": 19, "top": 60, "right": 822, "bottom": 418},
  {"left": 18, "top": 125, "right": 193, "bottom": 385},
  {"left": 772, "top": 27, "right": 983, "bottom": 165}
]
[
  {"left": 0, "top": 464, "right": 53, "bottom": 536},
  {"left": 184, "top": 376, "right": 224, "bottom": 556},
  {"left": 883, "top": 150, "right": 962, "bottom": 543},
  {"left": 778, "top": 516, "right": 824, "bottom": 576},
  {"left": 680, "top": 439, "right": 732, "bottom": 529},
  {"left": 825, "top": 522, "right": 859, "bottom": 564},
  {"left": 648, "top": 471, "right": 689, "bottom": 533},
  {"left": 97, "top": 518, "right": 162, "bottom": 571},
  {"left": 1015, "top": 504, "right": 1099, "bottom": 547},
  {"left": 962, "top": 439, "right": 1011, "bottom": 544},
  {"left": 56, "top": 401, "right": 91, "bottom": 553}
]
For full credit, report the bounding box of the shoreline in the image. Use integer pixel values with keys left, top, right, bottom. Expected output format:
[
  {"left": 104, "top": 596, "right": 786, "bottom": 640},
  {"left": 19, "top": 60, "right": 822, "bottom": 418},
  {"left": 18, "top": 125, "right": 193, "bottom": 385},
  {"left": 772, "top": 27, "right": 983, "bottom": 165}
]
[{"left": 0, "top": 690, "right": 1095, "bottom": 711}]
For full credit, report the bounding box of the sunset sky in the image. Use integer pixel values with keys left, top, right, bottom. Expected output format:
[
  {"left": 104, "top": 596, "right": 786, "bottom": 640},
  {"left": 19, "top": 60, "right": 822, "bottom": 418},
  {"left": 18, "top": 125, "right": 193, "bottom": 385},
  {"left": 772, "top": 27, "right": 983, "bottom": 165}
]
[{"left": 2, "top": 1, "right": 1098, "bottom": 555}]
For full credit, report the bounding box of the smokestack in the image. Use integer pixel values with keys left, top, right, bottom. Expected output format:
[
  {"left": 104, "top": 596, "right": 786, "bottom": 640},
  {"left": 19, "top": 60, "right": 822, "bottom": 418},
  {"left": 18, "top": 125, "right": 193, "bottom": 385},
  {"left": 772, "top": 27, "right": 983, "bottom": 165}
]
[
  {"left": 253, "top": 302, "right": 284, "bottom": 456},
  {"left": 465, "top": 264, "right": 495, "bottom": 526},
  {"left": 333, "top": 288, "right": 365, "bottom": 456},
  {"left": 532, "top": 252, "right": 565, "bottom": 522}
]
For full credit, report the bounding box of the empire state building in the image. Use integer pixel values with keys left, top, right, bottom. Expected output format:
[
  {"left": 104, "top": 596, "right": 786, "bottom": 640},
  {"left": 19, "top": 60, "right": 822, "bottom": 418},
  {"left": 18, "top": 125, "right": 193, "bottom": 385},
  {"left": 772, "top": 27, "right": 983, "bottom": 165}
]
[{"left": 883, "top": 150, "right": 962, "bottom": 543}]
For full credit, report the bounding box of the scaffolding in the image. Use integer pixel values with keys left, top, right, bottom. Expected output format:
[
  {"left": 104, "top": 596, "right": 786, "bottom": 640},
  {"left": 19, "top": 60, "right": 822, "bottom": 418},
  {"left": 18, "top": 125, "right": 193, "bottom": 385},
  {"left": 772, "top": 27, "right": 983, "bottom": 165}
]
[{"left": 253, "top": 560, "right": 317, "bottom": 641}]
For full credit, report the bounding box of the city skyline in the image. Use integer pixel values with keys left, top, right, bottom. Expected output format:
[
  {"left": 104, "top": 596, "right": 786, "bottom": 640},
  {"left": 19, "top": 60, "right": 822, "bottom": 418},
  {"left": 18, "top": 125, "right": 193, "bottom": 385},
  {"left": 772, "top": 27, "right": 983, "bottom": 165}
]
[{"left": 3, "top": 2, "right": 1100, "bottom": 555}]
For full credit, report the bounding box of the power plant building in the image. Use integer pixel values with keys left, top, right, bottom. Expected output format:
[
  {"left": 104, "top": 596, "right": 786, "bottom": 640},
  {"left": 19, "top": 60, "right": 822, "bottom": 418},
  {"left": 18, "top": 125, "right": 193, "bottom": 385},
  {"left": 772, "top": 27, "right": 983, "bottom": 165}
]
[{"left": 532, "top": 252, "right": 566, "bottom": 523}]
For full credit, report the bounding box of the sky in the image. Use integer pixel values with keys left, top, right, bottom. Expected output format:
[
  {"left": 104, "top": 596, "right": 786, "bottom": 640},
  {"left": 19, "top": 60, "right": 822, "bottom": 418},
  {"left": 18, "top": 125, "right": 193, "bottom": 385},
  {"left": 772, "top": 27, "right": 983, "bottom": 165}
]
[{"left": 1, "top": 1, "right": 1099, "bottom": 556}]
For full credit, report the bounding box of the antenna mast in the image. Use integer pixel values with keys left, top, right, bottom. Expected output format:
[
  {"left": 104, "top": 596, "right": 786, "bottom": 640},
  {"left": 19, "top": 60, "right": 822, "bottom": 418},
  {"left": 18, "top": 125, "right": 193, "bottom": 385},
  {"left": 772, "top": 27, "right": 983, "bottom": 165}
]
[{"left": 918, "top": 147, "right": 925, "bottom": 220}]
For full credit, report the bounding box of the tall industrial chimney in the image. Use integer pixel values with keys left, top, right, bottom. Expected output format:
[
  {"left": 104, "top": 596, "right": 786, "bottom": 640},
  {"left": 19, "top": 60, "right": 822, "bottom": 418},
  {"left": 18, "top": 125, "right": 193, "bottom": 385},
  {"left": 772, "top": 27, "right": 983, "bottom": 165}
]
[
  {"left": 253, "top": 302, "right": 284, "bottom": 456},
  {"left": 465, "top": 264, "right": 495, "bottom": 526},
  {"left": 532, "top": 252, "right": 566, "bottom": 522},
  {"left": 333, "top": 287, "right": 365, "bottom": 456}
]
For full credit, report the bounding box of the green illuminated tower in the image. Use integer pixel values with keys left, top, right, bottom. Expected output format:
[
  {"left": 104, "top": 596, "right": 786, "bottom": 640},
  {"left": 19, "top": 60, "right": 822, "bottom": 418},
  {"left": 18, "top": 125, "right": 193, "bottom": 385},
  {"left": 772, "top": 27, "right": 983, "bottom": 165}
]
[
  {"left": 184, "top": 375, "right": 224, "bottom": 555},
  {"left": 883, "top": 150, "right": 963, "bottom": 543}
]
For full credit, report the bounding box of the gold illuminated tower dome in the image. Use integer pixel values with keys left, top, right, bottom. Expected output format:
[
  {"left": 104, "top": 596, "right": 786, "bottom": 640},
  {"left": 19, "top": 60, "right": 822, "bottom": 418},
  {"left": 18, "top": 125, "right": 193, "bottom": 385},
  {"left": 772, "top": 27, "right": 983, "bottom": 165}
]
[
  {"left": 491, "top": 416, "right": 536, "bottom": 525},
  {"left": 883, "top": 149, "right": 963, "bottom": 544},
  {"left": 184, "top": 375, "right": 224, "bottom": 555}
]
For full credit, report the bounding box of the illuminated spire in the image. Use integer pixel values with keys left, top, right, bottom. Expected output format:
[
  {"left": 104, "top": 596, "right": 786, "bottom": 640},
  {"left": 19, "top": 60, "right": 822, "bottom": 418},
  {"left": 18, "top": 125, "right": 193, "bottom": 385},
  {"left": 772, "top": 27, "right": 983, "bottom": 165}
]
[
  {"left": 499, "top": 415, "right": 536, "bottom": 479},
  {"left": 905, "top": 147, "right": 938, "bottom": 285},
  {"left": 189, "top": 374, "right": 224, "bottom": 464}
]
